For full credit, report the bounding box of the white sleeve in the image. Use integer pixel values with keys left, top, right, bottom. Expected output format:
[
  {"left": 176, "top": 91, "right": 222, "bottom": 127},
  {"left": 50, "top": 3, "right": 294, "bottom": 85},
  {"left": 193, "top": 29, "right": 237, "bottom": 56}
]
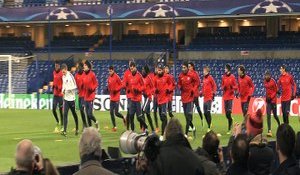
[
  {"left": 62, "top": 76, "right": 66, "bottom": 93},
  {"left": 68, "top": 73, "right": 77, "bottom": 90}
]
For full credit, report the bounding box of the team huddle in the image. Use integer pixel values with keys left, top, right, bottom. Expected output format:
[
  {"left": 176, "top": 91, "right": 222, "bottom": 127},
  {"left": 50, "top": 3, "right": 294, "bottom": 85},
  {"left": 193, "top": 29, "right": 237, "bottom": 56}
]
[{"left": 50, "top": 59, "right": 296, "bottom": 138}]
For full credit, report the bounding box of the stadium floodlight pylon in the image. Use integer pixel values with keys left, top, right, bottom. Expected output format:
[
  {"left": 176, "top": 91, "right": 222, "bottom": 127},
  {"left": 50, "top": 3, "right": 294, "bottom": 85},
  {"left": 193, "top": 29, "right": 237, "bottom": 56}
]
[{"left": 0, "top": 55, "right": 34, "bottom": 108}]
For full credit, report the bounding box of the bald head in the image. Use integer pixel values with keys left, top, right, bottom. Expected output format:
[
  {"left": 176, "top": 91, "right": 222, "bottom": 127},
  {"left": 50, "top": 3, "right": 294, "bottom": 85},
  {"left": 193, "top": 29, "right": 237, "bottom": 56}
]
[
  {"left": 15, "top": 139, "right": 35, "bottom": 171},
  {"left": 79, "top": 127, "right": 102, "bottom": 159}
]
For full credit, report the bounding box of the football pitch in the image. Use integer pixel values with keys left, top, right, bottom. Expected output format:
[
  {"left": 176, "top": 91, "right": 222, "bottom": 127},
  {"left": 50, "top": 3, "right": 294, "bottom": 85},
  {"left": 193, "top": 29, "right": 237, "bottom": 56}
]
[{"left": 0, "top": 109, "right": 299, "bottom": 173}]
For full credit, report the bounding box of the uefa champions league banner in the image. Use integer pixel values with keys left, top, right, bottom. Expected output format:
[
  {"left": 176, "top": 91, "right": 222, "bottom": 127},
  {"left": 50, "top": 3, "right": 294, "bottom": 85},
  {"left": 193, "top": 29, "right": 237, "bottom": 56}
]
[
  {"left": 0, "top": 94, "right": 53, "bottom": 109},
  {"left": 0, "top": 0, "right": 299, "bottom": 22},
  {"left": 1, "top": 93, "right": 300, "bottom": 117},
  {"left": 93, "top": 95, "right": 223, "bottom": 114},
  {"left": 0, "top": 93, "right": 223, "bottom": 113},
  {"left": 230, "top": 97, "right": 300, "bottom": 117}
]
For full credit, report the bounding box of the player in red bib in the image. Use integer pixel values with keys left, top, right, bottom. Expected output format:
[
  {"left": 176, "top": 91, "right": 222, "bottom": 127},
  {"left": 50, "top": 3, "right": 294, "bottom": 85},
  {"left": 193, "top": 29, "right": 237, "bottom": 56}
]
[
  {"left": 278, "top": 65, "right": 297, "bottom": 124},
  {"left": 237, "top": 65, "right": 255, "bottom": 130},
  {"left": 52, "top": 61, "right": 64, "bottom": 133},
  {"left": 178, "top": 62, "right": 197, "bottom": 138},
  {"left": 141, "top": 65, "right": 155, "bottom": 132},
  {"left": 108, "top": 66, "right": 125, "bottom": 132},
  {"left": 264, "top": 71, "right": 280, "bottom": 137},
  {"left": 164, "top": 65, "right": 176, "bottom": 118},
  {"left": 127, "top": 62, "right": 148, "bottom": 132},
  {"left": 82, "top": 60, "right": 99, "bottom": 130},
  {"left": 201, "top": 66, "right": 217, "bottom": 132},
  {"left": 75, "top": 62, "right": 88, "bottom": 130},
  {"left": 237, "top": 65, "right": 255, "bottom": 116},
  {"left": 221, "top": 64, "right": 237, "bottom": 134},
  {"left": 150, "top": 67, "right": 159, "bottom": 132},
  {"left": 122, "top": 59, "right": 134, "bottom": 130},
  {"left": 188, "top": 62, "right": 204, "bottom": 127},
  {"left": 154, "top": 64, "right": 173, "bottom": 136}
]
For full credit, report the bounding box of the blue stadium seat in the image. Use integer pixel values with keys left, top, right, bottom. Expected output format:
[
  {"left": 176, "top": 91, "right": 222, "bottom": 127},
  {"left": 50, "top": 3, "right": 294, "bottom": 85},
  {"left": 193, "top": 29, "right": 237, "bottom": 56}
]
[{"left": 1, "top": 58, "right": 300, "bottom": 96}]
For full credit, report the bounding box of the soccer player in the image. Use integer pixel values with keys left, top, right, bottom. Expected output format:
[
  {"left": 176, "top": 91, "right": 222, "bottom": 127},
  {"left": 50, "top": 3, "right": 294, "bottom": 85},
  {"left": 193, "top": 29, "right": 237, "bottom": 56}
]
[
  {"left": 188, "top": 62, "right": 203, "bottom": 126},
  {"left": 221, "top": 64, "right": 237, "bottom": 134},
  {"left": 264, "top": 71, "right": 280, "bottom": 137},
  {"left": 178, "top": 62, "right": 196, "bottom": 138},
  {"left": 150, "top": 66, "right": 159, "bottom": 132},
  {"left": 75, "top": 62, "right": 87, "bottom": 131},
  {"left": 82, "top": 60, "right": 99, "bottom": 130},
  {"left": 52, "top": 61, "right": 63, "bottom": 133},
  {"left": 141, "top": 65, "right": 155, "bottom": 132},
  {"left": 107, "top": 65, "right": 125, "bottom": 132},
  {"left": 127, "top": 62, "right": 148, "bottom": 132},
  {"left": 164, "top": 65, "right": 176, "bottom": 118},
  {"left": 154, "top": 64, "right": 173, "bottom": 136},
  {"left": 237, "top": 65, "right": 255, "bottom": 126},
  {"left": 278, "top": 65, "right": 296, "bottom": 124},
  {"left": 61, "top": 64, "right": 79, "bottom": 136},
  {"left": 201, "top": 66, "right": 217, "bottom": 132},
  {"left": 122, "top": 59, "right": 133, "bottom": 130}
]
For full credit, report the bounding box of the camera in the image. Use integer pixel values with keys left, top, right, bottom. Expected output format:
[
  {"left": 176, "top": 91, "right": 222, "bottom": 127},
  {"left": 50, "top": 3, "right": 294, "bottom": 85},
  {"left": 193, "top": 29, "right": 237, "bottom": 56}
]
[{"left": 119, "top": 131, "right": 148, "bottom": 154}]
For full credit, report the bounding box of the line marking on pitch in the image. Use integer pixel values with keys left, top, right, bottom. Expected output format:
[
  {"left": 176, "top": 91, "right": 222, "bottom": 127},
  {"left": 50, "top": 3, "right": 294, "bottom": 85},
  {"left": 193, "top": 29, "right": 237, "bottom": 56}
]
[{"left": 55, "top": 140, "right": 63, "bottom": 142}]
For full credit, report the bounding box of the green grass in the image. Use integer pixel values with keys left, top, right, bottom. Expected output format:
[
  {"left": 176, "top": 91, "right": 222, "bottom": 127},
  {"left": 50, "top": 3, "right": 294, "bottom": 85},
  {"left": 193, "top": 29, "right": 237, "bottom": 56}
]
[{"left": 0, "top": 109, "right": 299, "bottom": 172}]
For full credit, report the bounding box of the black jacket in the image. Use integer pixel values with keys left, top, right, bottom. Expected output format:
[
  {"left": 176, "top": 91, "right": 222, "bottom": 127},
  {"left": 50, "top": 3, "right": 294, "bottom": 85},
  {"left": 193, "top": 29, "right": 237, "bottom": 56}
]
[
  {"left": 226, "top": 162, "right": 254, "bottom": 175},
  {"left": 273, "top": 157, "right": 300, "bottom": 175},
  {"left": 147, "top": 134, "right": 204, "bottom": 175},
  {"left": 248, "top": 134, "right": 275, "bottom": 175},
  {"left": 195, "top": 147, "right": 226, "bottom": 175},
  {"left": 8, "top": 170, "right": 31, "bottom": 175}
]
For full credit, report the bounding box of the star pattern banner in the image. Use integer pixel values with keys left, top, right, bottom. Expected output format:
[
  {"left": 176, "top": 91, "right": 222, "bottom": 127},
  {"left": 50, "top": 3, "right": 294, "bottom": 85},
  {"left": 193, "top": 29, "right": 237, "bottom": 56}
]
[{"left": 0, "top": 0, "right": 299, "bottom": 22}]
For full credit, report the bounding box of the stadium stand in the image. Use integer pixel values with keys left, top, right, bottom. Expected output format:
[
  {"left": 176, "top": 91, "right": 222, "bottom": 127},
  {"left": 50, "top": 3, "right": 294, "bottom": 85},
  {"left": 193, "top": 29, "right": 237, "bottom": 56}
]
[
  {"left": 1, "top": 58, "right": 300, "bottom": 96},
  {"left": 98, "top": 34, "right": 172, "bottom": 51},
  {"left": 48, "top": 35, "right": 103, "bottom": 51},
  {"left": 188, "top": 31, "right": 300, "bottom": 51},
  {"left": 2, "top": 31, "right": 300, "bottom": 53},
  {"left": 0, "top": 36, "right": 35, "bottom": 53}
]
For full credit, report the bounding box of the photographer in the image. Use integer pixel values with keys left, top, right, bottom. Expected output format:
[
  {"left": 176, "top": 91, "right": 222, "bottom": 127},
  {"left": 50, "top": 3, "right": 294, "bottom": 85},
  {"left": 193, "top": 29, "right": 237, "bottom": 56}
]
[{"left": 146, "top": 118, "right": 205, "bottom": 175}]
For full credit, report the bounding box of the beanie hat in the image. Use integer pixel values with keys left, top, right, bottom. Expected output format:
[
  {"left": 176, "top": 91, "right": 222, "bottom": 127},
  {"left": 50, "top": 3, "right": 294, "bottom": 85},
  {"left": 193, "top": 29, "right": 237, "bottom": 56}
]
[{"left": 246, "top": 109, "right": 263, "bottom": 137}]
